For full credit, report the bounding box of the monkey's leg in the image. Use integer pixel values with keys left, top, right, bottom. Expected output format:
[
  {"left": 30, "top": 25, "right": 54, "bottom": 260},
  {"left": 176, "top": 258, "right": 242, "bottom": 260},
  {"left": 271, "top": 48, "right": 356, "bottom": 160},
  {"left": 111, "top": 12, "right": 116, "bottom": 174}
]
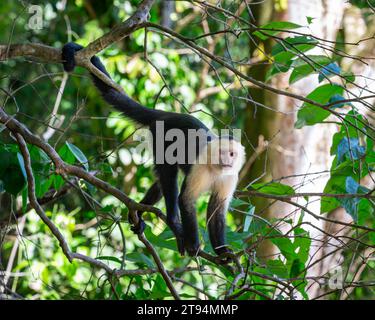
[
  {"left": 130, "top": 182, "right": 162, "bottom": 234},
  {"left": 156, "top": 165, "right": 185, "bottom": 255},
  {"left": 207, "top": 193, "right": 232, "bottom": 256},
  {"left": 178, "top": 178, "right": 200, "bottom": 257}
]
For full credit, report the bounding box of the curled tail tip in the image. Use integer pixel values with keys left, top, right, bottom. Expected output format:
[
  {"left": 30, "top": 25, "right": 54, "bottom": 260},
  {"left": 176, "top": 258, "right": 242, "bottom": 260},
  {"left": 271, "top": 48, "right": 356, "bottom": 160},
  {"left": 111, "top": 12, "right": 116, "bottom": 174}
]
[{"left": 61, "top": 42, "right": 84, "bottom": 72}]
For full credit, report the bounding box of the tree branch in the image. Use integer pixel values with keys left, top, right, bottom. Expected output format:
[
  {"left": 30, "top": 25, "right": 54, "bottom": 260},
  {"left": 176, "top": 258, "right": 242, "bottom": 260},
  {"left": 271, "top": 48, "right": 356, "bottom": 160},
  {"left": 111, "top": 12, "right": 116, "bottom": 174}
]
[
  {"left": 0, "top": 0, "right": 155, "bottom": 93},
  {"left": 0, "top": 105, "right": 184, "bottom": 298},
  {"left": 77, "top": 0, "right": 155, "bottom": 58},
  {"left": 14, "top": 132, "right": 73, "bottom": 262}
]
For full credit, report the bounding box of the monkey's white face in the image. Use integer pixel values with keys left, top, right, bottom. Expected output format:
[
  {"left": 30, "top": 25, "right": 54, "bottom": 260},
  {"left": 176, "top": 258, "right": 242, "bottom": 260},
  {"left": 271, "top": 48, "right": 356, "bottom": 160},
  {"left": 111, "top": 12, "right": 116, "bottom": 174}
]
[{"left": 205, "top": 138, "right": 246, "bottom": 176}]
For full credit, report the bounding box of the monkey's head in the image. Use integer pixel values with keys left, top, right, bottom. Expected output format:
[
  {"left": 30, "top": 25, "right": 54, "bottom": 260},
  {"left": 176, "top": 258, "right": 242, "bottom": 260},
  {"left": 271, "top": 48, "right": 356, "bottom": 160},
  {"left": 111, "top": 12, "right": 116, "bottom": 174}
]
[{"left": 204, "top": 135, "right": 246, "bottom": 175}]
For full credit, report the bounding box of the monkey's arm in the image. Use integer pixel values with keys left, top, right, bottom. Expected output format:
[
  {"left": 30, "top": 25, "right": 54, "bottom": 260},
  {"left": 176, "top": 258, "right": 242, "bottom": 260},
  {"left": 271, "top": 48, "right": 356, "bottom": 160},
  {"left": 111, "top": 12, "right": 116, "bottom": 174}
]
[{"left": 130, "top": 182, "right": 162, "bottom": 234}]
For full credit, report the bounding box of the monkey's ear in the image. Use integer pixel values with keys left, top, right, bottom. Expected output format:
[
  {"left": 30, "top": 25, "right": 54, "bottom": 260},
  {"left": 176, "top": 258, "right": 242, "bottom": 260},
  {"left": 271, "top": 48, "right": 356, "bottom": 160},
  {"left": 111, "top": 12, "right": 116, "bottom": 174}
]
[{"left": 61, "top": 42, "right": 83, "bottom": 72}]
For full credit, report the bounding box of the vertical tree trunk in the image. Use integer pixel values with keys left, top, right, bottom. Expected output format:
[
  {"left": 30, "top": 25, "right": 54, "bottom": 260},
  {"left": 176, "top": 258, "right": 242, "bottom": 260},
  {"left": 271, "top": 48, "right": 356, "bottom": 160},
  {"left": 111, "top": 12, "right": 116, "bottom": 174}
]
[
  {"left": 161, "top": 1, "right": 175, "bottom": 29},
  {"left": 312, "top": 4, "right": 375, "bottom": 299},
  {"left": 273, "top": 0, "right": 347, "bottom": 299},
  {"left": 244, "top": 0, "right": 350, "bottom": 298}
]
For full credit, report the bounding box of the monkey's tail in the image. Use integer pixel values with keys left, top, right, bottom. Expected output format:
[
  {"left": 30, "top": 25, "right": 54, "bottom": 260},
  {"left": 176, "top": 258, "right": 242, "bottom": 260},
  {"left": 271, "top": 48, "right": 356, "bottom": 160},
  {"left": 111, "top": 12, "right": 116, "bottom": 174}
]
[{"left": 90, "top": 56, "right": 164, "bottom": 126}]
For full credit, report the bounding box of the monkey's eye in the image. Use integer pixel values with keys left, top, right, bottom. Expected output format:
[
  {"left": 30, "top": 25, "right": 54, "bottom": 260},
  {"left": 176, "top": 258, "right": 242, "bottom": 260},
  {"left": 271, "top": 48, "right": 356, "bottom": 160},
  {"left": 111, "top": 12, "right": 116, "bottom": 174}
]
[{"left": 229, "top": 152, "right": 234, "bottom": 157}]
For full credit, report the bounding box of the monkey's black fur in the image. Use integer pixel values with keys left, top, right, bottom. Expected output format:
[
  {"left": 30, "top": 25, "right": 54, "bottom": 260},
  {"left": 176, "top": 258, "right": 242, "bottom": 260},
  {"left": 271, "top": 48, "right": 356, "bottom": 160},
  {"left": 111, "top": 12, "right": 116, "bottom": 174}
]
[{"left": 62, "top": 43, "right": 233, "bottom": 258}]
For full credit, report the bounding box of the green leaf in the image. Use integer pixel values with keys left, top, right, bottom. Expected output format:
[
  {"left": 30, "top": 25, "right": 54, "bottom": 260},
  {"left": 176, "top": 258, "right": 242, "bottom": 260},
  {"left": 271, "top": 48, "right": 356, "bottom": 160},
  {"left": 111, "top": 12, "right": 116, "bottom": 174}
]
[
  {"left": 58, "top": 144, "right": 76, "bottom": 164},
  {"left": 290, "top": 258, "right": 308, "bottom": 299},
  {"left": 351, "top": 0, "right": 375, "bottom": 9},
  {"left": 101, "top": 205, "right": 114, "bottom": 212},
  {"left": 321, "top": 154, "right": 369, "bottom": 214},
  {"left": 149, "top": 274, "right": 170, "bottom": 299},
  {"left": 338, "top": 177, "right": 370, "bottom": 221},
  {"left": 321, "top": 161, "right": 354, "bottom": 213},
  {"left": 254, "top": 22, "right": 302, "bottom": 40},
  {"left": 243, "top": 204, "right": 255, "bottom": 233},
  {"left": 96, "top": 255, "right": 123, "bottom": 265},
  {"left": 357, "top": 198, "right": 374, "bottom": 225},
  {"left": 266, "top": 61, "right": 293, "bottom": 81},
  {"left": 250, "top": 182, "right": 295, "bottom": 196},
  {"left": 225, "top": 227, "right": 248, "bottom": 248},
  {"left": 247, "top": 218, "right": 269, "bottom": 236},
  {"left": 22, "top": 187, "right": 28, "bottom": 213},
  {"left": 34, "top": 173, "right": 53, "bottom": 198},
  {"left": 306, "top": 16, "right": 315, "bottom": 24},
  {"left": 230, "top": 198, "right": 248, "bottom": 209},
  {"left": 53, "top": 174, "right": 65, "bottom": 190},
  {"left": 84, "top": 181, "right": 97, "bottom": 195},
  {"left": 293, "top": 227, "right": 311, "bottom": 265},
  {"left": 290, "top": 258, "right": 304, "bottom": 278},
  {"left": 266, "top": 37, "right": 319, "bottom": 81},
  {"left": 289, "top": 55, "right": 331, "bottom": 84},
  {"left": 295, "top": 84, "right": 344, "bottom": 128},
  {"left": 269, "top": 229, "right": 296, "bottom": 261},
  {"left": 144, "top": 228, "right": 177, "bottom": 251},
  {"left": 25, "top": 146, "right": 54, "bottom": 198},
  {"left": 0, "top": 147, "right": 12, "bottom": 177},
  {"left": 342, "top": 71, "right": 355, "bottom": 83},
  {"left": 273, "top": 52, "right": 294, "bottom": 67},
  {"left": 126, "top": 252, "right": 155, "bottom": 268},
  {"left": 266, "top": 259, "right": 289, "bottom": 278},
  {"left": 0, "top": 145, "right": 26, "bottom": 195},
  {"left": 2, "top": 168, "right": 25, "bottom": 196},
  {"left": 271, "top": 36, "right": 318, "bottom": 56},
  {"left": 295, "top": 106, "right": 329, "bottom": 129},
  {"left": 66, "top": 142, "right": 89, "bottom": 171},
  {"left": 99, "top": 162, "right": 113, "bottom": 174},
  {"left": 29, "top": 146, "right": 50, "bottom": 165},
  {"left": 365, "top": 137, "right": 375, "bottom": 167}
]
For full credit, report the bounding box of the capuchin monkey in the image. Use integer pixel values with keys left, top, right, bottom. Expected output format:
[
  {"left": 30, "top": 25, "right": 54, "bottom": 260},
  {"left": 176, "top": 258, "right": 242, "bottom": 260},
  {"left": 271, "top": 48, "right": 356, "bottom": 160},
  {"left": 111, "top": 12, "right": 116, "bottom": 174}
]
[{"left": 62, "top": 43, "right": 245, "bottom": 259}]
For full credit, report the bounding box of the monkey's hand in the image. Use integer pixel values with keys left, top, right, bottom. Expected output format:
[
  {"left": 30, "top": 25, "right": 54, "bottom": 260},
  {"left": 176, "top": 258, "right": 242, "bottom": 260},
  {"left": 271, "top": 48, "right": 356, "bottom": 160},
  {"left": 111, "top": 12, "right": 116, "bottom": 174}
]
[
  {"left": 176, "top": 235, "right": 185, "bottom": 257},
  {"left": 184, "top": 240, "right": 200, "bottom": 257},
  {"left": 62, "top": 42, "right": 84, "bottom": 72},
  {"left": 129, "top": 214, "right": 146, "bottom": 235}
]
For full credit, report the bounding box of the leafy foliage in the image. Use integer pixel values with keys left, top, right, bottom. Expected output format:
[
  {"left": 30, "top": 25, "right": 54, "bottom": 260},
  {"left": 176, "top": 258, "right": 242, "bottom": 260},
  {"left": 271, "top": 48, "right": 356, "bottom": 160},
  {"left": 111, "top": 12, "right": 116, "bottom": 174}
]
[{"left": 0, "top": 0, "right": 373, "bottom": 301}]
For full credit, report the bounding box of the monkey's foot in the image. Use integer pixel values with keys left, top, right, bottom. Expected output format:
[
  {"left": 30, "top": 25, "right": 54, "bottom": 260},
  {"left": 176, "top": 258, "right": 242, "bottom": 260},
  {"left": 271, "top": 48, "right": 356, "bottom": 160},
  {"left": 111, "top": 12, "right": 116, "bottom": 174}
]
[
  {"left": 130, "top": 218, "right": 146, "bottom": 235},
  {"left": 216, "top": 247, "right": 234, "bottom": 264},
  {"left": 185, "top": 242, "right": 200, "bottom": 257},
  {"left": 167, "top": 221, "right": 185, "bottom": 256},
  {"left": 176, "top": 236, "right": 185, "bottom": 256}
]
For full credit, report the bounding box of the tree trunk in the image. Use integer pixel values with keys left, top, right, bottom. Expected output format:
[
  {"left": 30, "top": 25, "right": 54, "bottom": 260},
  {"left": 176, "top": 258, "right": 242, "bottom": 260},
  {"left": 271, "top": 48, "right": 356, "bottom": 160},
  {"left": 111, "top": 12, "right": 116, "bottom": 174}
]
[{"left": 244, "top": 0, "right": 350, "bottom": 298}]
